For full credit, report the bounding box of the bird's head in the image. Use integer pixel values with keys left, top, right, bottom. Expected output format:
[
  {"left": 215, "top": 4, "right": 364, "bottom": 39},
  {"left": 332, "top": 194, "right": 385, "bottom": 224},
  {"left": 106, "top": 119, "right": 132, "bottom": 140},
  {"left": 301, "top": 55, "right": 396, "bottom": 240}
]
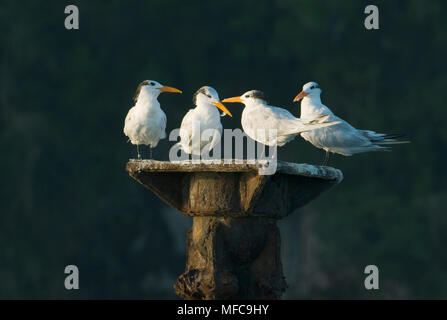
[
  {"left": 134, "top": 80, "right": 182, "bottom": 102},
  {"left": 293, "top": 81, "right": 321, "bottom": 102},
  {"left": 193, "top": 86, "right": 232, "bottom": 117},
  {"left": 222, "top": 90, "right": 268, "bottom": 106}
]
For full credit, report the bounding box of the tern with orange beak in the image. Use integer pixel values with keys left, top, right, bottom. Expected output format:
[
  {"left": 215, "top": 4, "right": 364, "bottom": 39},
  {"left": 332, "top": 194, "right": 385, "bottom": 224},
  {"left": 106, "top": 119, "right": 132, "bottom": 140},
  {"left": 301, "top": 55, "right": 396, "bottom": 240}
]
[
  {"left": 176, "top": 86, "right": 232, "bottom": 156},
  {"left": 222, "top": 90, "right": 340, "bottom": 149},
  {"left": 124, "top": 80, "right": 182, "bottom": 159},
  {"left": 293, "top": 81, "right": 409, "bottom": 165}
]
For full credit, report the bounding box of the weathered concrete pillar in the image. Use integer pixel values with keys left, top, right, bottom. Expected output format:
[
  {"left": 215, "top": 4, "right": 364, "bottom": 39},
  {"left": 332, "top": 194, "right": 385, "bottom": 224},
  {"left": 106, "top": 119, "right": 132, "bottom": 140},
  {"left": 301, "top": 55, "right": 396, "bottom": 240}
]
[{"left": 126, "top": 160, "right": 342, "bottom": 300}]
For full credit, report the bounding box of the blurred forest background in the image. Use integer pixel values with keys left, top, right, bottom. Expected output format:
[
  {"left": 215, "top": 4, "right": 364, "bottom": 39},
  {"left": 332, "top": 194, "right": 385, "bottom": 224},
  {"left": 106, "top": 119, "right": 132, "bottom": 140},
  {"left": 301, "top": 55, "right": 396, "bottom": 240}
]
[{"left": 0, "top": 0, "right": 446, "bottom": 299}]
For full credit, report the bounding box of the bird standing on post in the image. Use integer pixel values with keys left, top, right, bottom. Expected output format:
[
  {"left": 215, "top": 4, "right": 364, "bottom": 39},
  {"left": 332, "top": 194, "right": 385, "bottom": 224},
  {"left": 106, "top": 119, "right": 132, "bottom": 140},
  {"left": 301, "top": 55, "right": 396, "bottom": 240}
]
[
  {"left": 176, "top": 86, "right": 232, "bottom": 156},
  {"left": 124, "top": 80, "right": 182, "bottom": 159},
  {"left": 222, "top": 90, "right": 340, "bottom": 149},
  {"left": 293, "top": 81, "right": 409, "bottom": 165}
]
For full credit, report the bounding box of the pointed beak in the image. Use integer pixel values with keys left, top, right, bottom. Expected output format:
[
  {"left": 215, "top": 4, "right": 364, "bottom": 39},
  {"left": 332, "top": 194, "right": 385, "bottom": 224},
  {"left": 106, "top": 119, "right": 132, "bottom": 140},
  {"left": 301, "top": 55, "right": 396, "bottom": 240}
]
[
  {"left": 158, "top": 86, "right": 182, "bottom": 93},
  {"left": 293, "top": 91, "right": 307, "bottom": 102},
  {"left": 221, "top": 96, "right": 243, "bottom": 103},
  {"left": 212, "top": 101, "right": 233, "bottom": 117}
]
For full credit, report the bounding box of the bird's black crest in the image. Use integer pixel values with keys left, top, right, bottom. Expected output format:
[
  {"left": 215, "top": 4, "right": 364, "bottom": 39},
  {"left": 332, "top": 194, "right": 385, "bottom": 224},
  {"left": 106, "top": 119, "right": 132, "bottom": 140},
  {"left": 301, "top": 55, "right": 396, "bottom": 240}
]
[
  {"left": 192, "top": 87, "right": 208, "bottom": 105},
  {"left": 250, "top": 90, "right": 268, "bottom": 102},
  {"left": 134, "top": 80, "right": 149, "bottom": 102}
]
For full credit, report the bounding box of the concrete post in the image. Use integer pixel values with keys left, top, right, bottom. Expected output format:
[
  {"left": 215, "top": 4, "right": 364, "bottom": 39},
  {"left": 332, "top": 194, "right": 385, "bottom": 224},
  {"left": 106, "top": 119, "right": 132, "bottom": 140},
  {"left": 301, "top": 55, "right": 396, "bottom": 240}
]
[{"left": 126, "top": 160, "right": 342, "bottom": 299}]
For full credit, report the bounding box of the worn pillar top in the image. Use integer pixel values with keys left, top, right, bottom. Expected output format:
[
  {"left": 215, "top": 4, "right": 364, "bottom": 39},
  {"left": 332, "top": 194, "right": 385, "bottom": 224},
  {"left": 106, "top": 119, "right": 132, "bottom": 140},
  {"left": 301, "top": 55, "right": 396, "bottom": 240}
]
[{"left": 126, "top": 159, "right": 343, "bottom": 218}]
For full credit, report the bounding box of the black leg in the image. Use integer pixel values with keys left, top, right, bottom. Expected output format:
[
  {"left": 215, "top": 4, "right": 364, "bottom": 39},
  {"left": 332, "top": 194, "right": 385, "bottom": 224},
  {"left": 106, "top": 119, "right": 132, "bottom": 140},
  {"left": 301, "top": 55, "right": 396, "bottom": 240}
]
[
  {"left": 322, "top": 150, "right": 329, "bottom": 166},
  {"left": 137, "top": 145, "right": 141, "bottom": 159}
]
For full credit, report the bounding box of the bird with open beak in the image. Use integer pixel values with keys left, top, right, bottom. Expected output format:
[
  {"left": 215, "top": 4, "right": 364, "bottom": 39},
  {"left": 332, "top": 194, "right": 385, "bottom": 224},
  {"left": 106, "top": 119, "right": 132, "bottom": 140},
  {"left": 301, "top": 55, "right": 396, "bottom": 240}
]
[
  {"left": 124, "top": 80, "right": 182, "bottom": 159},
  {"left": 293, "top": 81, "right": 409, "bottom": 165},
  {"left": 176, "top": 86, "right": 232, "bottom": 156},
  {"left": 222, "top": 90, "right": 340, "bottom": 149}
]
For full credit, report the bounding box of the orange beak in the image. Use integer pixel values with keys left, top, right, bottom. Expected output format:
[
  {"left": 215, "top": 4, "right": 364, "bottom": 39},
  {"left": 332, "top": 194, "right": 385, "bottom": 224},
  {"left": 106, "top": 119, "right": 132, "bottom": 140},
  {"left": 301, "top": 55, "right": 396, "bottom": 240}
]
[
  {"left": 293, "top": 91, "right": 308, "bottom": 102},
  {"left": 158, "top": 85, "right": 182, "bottom": 93},
  {"left": 212, "top": 101, "right": 233, "bottom": 117},
  {"left": 221, "top": 96, "right": 243, "bottom": 103}
]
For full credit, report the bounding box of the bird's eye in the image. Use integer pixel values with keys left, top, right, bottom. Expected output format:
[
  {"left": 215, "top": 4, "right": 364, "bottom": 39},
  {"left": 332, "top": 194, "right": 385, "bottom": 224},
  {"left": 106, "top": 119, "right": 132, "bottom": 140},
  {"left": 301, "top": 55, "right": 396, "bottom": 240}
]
[
  {"left": 206, "top": 94, "right": 212, "bottom": 98},
  {"left": 245, "top": 95, "right": 250, "bottom": 98},
  {"left": 150, "top": 82, "right": 155, "bottom": 86},
  {"left": 310, "top": 86, "right": 314, "bottom": 89}
]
